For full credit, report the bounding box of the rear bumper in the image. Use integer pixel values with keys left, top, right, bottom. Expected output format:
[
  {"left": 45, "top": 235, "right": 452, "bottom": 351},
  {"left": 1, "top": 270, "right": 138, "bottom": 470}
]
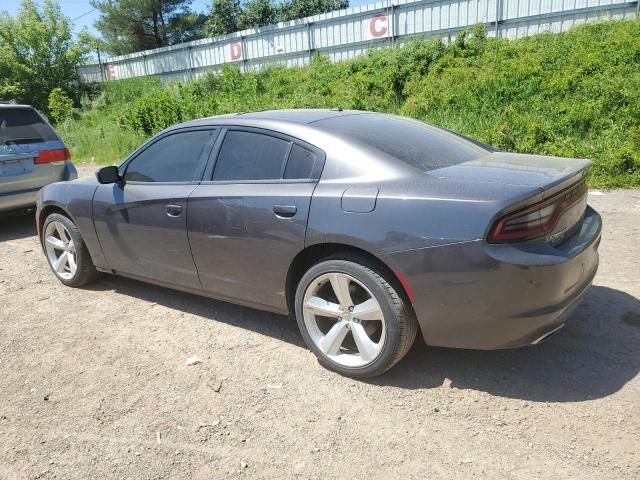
[
  {"left": 0, "top": 187, "right": 40, "bottom": 212},
  {"left": 381, "top": 206, "right": 602, "bottom": 349},
  {"left": 0, "top": 162, "right": 77, "bottom": 213}
]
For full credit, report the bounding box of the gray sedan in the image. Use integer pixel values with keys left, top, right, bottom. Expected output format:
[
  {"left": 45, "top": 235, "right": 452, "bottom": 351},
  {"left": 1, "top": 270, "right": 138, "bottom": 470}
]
[
  {"left": 36, "top": 110, "right": 601, "bottom": 377},
  {"left": 1, "top": 104, "right": 77, "bottom": 213}
]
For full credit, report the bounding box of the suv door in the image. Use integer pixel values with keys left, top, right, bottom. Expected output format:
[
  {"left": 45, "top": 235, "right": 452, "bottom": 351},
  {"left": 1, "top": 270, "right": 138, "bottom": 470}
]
[
  {"left": 93, "top": 128, "right": 217, "bottom": 289},
  {"left": 188, "top": 128, "right": 324, "bottom": 312}
]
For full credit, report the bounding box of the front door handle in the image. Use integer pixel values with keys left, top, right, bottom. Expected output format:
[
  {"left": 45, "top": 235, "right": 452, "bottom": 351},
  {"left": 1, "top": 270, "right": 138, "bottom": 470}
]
[
  {"left": 165, "top": 204, "right": 183, "bottom": 217},
  {"left": 273, "top": 205, "right": 297, "bottom": 218}
]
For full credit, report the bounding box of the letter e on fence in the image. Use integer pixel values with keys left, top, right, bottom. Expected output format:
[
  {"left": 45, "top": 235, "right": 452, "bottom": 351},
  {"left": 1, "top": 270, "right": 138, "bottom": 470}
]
[
  {"left": 369, "top": 15, "right": 388, "bottom": 39},
  {"left": 229, "top": 42, "right": 243, "bottom": 61}
]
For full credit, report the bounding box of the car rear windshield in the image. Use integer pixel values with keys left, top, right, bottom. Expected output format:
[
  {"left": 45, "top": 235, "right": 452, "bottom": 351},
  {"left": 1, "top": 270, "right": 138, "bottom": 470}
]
[
  {"left": 0, "top": 108, "right": 58, "bottom": 145},
  {"left": 313, "top": 114, "right": 495, "bottom": 171}
]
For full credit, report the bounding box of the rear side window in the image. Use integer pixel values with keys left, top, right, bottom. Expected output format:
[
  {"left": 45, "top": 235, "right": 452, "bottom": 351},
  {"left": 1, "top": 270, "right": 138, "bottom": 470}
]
[
  {"left": 0, "top": 108, "right": 58, "bottom": 145},
  {"left": 213, "top": 131, "right": 290, "bottom": 181},
  {"left": 284, "top": 144, "right": 317, "bottom": 180},
  {"left": 124, "top": 130, "right": 214, "bottom": 182},
  {"left": 314, "top": 114, "right": 494, "bottom": 172}
]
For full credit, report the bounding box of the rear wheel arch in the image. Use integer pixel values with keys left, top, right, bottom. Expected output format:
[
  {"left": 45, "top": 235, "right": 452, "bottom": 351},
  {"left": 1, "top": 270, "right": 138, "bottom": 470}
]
[{"left": 285, "top": 242, "right": 415, "bottom": 317}]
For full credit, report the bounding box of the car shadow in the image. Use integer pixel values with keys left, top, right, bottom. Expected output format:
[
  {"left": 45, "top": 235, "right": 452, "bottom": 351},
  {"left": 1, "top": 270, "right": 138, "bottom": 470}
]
[
  {"left": 373, "top": 285, "right": 640, "bottom": 402},
  {"left": 0, "top": 211, "right": 36, "bottom": 241},
  {"left": 91, "top": 276, "right": 639, "bottom": 403}
]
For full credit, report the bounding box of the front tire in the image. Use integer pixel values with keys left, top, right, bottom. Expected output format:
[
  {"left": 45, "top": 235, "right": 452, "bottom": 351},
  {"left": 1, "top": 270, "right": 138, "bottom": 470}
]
[
  {"left": 295, "top": 256, "right": 417, "bottom": 378},
  {"left": 42, "top": 213, "right": 100, "bottom": 287}
]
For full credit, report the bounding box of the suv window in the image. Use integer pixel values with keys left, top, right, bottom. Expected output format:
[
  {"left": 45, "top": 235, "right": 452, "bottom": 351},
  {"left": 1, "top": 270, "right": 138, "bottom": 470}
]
[
  {"left": 284, "top": 144, "right": 317, "bottom": 180},
  {"left": 125, "top": 130, "right": 214, "bottom": 182},
  {"left": 0, "top": 108, "right": 58, "bottom": 145},
  {"left": 213, "top": 130, "right": 290, "bottom": 181}
]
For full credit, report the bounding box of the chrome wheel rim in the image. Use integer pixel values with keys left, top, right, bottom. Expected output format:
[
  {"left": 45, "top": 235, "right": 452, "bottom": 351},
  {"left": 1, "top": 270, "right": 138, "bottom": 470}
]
[
  {"left": 303, "top": 272, "right": 386, "bottom": 368},
  {"left": 44, "top": 221, "right": 77, "bottom": 280}
]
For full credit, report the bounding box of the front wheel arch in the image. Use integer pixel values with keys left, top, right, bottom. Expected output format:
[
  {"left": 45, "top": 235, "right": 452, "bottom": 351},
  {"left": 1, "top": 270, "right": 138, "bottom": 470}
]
[{"left": 38, "top": 204, "right": 74, "bottom": 243}]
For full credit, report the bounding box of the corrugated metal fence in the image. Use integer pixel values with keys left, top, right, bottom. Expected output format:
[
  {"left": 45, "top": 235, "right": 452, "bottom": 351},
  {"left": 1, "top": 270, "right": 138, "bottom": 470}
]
[{"left": 77, "top": 0, "right": 639, "bottom": 83}]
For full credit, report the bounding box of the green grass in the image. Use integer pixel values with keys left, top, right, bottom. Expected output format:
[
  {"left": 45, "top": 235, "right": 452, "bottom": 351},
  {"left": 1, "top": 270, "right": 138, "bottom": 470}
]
[{"left": 58, "top": 19, "right": 640, "bottom": 188}]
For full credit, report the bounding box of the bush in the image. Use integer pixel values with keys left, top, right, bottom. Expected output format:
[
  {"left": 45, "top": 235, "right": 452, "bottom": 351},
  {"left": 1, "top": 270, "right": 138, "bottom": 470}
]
[{"left": 48, "top": 88, "right": 74, "bottom": 124}]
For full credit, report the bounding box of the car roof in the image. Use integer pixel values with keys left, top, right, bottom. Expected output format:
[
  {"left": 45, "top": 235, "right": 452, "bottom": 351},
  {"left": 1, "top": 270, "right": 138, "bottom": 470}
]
[
  {"left": 0, "top": 103, "right": 35, "bottom": 109},
  {"left": 175, "top": 109, "right": 370, "bottom": 129}
]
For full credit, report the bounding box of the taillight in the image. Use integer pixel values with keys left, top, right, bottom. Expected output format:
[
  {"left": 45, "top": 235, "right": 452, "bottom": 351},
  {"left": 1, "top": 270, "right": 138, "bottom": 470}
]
[
  {"left": 488, "top": 180, "right": 587, "bottom": 243},
  {"left": 35, "top": 148, "right": 70, "bottom": 164}
]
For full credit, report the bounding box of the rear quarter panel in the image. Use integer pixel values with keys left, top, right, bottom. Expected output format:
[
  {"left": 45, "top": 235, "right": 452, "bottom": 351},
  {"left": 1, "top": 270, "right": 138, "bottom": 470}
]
[{"left": 306, "top": 171, "right": 540, "bottom": 255}]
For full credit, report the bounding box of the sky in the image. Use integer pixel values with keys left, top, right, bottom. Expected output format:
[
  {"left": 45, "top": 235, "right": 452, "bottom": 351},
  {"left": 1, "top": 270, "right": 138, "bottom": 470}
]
[{"left": 1, "top": 0, "right": 372, "bottom": 38}]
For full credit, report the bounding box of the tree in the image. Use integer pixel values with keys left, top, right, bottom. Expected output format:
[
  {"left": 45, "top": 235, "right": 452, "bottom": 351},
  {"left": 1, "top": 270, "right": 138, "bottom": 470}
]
[
  {"left": 206, "top": 0, "right": 349, "bottom": 36},
  {"left": 167, "top": 11, "right": 207, "bottom": 43},
  {"left": 0, "top": 0, "right": 88, "bottom": 111},
  {"left": 279, "top": 0, "right": 348, "bottom": 22},
  {"left": 239, "top": 0, "right": 279, "bottom": 30},
  {"left": 205, "top": 0, "right": 241, "bottom": 36},
  {"left": 92, "top": 0, "right": 203, "bottom": 55}
]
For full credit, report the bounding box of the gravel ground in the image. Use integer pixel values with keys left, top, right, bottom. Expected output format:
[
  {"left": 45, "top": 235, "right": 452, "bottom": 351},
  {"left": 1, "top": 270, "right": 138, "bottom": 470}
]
[{"left": 0, "top": 166, "right": 639, "bottom": 480}]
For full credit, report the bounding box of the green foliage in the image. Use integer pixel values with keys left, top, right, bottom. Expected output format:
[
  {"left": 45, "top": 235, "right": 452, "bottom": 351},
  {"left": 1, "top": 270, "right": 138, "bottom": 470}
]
[
  {"left": 206, "top": 0, "right": 350, "bottom": 35},
  {"left": 205, "top": 0, "right": 241, "bottom": 36},
  {"left": 92, "top": 0, "right": 204, "bottom": 55},
  {"left": 0, "top": 0, "right": 89, "bottom": 111},
  {"left": 48, "top": 88, "right": 74, "bottom": 124},
  {"left": 279, "top": 0, "right": 348, "bottom": 22},
  {"left": 61, "top": 20, "right": 640, "bottom": 188},
  {"left": 240, "top": 0, "right": 280, "bottom": 30}
]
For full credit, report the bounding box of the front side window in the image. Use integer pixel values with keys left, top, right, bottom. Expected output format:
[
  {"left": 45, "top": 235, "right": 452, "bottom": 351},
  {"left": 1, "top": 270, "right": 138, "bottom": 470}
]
[
  {"left": 125, "top": 130, "right": 214, "bottom": 182},
  {"left": 212, "top": 130, "right": 291, "bottom": 181}
]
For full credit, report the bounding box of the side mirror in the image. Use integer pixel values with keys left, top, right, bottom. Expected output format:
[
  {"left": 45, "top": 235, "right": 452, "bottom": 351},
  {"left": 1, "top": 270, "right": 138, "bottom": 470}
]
[{"left": 96, "top": 165, "right": 121, "bottom": 184}]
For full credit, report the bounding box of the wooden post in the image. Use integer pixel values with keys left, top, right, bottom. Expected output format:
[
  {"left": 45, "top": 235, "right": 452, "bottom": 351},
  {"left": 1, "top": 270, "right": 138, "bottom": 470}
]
[{"left": 96, "top": 47, "right": 105, "bottom": 83}]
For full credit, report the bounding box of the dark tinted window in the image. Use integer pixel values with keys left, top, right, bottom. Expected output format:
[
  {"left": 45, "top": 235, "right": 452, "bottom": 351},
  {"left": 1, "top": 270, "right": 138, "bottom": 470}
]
[
  {"left": 125, "top": 130, "right": 213, "bottom": 182},
  {"left": 0, "top": 108, "right": 58, "bottom": 144},
  {"left": 213, "top": 131, "right": 290, "bottom": 181},
  {"left": 314, "top": 114, "right": 494, "bottom": 171},
  {"left": 284, "top": 144, "right": 317, "bottom": 179}
]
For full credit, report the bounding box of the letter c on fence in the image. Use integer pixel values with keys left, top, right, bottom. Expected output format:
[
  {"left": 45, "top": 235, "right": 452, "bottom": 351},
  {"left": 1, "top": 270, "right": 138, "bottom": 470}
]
[
  {"left": 370, "top": 15, "right": 388, "bottom": 38},
  {"left": 230, "top": 42, "right": 243, "bottom": 61}
]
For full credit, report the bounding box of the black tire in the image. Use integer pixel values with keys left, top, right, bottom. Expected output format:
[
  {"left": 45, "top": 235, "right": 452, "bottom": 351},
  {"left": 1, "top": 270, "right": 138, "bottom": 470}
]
[
  {"left": 42, "top": 212, "right": 100, "bottom": 287},
  {"left": 295, "top": 255, "right": 418, "bottom": 378}
]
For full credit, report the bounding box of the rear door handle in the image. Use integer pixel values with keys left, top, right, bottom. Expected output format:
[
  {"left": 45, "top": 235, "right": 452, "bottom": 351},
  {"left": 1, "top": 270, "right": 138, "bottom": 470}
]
[
  {"left": 273, "top": 205, "right": 297, "bottom": 218},
  {"left": 165, "top": 204, "right": 183, "bottom": 217}
]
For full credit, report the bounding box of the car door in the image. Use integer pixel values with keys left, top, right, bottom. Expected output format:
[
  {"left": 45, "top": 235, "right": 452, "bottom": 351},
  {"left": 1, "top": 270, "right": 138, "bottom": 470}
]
[
  {"left": 93, "top": 128, "right": 218, "bottom": 289},
  {"left": 188, "top": 127, "right": 324, "bottom": 312}
]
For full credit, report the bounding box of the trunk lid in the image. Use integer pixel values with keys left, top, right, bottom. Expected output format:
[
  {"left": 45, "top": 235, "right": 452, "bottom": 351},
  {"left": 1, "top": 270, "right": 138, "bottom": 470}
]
[
  {"left": 1, "top": 106, "right": 65, "bottom": 195},
  {"left": 429, "top": 152, "right": 590, "bottom": 191},
  {"left": 430, "top": 152, "right": 591, "bottom": 246}
]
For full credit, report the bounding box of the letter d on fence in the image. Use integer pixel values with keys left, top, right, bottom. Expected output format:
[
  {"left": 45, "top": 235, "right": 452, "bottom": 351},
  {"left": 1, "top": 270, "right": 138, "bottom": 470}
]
[{"left": 229, "top": 42, "right": 243, "bottom": 61}]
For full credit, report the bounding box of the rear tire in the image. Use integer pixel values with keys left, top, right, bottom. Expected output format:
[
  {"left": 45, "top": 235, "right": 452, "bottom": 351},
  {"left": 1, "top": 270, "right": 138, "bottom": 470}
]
[
  {"left": 42, "top": 213, "right": 100, "bottom": 287},
  {"left": 295, "top": 255, "right": 417, "bottom": 378}
]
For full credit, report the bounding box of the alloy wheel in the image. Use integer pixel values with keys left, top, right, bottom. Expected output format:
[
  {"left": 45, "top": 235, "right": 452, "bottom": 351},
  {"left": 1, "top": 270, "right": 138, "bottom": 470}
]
[
  {"left": 44, "top": 221, "right": 77, "bottom": 280},
  {"left": 302, "top": 272, "right": 386, "bottom": 367}
]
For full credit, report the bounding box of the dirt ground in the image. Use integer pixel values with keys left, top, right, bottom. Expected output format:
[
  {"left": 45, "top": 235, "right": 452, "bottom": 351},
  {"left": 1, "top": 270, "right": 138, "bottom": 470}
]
[{"left": 0, "top": 166, "right": 639, "bottom": 480}]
